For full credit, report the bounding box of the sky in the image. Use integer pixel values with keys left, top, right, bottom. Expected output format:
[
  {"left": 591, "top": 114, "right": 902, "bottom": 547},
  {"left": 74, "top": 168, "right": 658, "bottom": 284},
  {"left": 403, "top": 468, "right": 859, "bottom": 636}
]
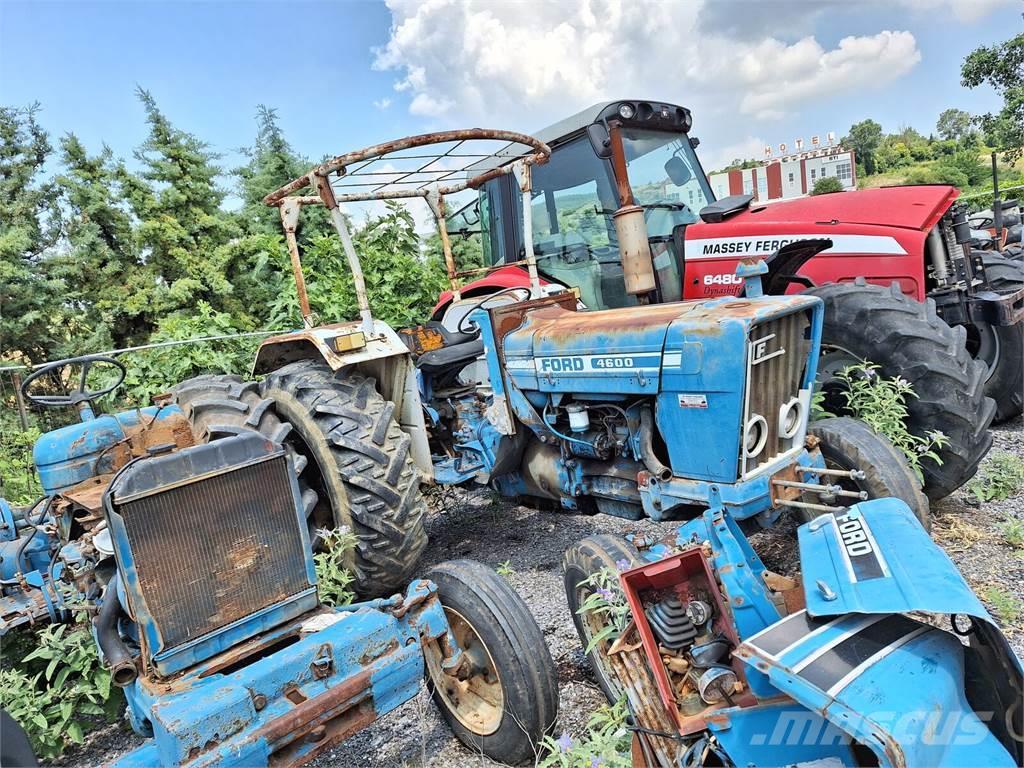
[{"left": 1, "top": 0, "right": 1021, "bottom": 192}]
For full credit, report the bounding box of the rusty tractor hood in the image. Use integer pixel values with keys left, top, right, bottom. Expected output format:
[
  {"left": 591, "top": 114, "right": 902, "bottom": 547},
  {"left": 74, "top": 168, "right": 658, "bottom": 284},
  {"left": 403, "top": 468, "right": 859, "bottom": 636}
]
[
  {"left": 500, "top": 294, "right": 819, "bottom": 396},
  {"left": 705, "top": 185, "right": 958, "bottom": 232}
]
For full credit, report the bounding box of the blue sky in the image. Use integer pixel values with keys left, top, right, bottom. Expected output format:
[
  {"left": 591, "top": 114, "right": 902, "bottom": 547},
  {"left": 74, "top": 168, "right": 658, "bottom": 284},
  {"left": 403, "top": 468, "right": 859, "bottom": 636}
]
[{"left": 1, "top": 0, "right": 1020, "bottom": 182}]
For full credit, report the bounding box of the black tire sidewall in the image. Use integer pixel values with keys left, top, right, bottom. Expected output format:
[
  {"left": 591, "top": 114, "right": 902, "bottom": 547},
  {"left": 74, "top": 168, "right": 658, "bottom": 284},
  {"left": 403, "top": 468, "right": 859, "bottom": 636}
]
[
  {"left": 425, "top": 560, "right": 557, "bottom": 765},
  {"left": 562, "top": 535, "right": 641, "bottom": 704},
  {"left": 808, "top": 416, "right": 930, "bottom": 531}
]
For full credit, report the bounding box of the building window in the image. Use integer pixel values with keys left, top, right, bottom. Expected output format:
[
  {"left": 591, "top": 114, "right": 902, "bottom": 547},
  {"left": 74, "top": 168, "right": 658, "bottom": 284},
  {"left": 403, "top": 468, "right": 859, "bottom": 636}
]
[
  {"left": 788, "top": 172, "right": 794, "bottom": 184},
  {"left": 757, "top": 174, "right": 768, "bottom": 200},
  {"left": 810, "top": 168, "right": 817, "bottom": 181},
  {"left": 742, "top": 176, "right": 753, "bottom": 195},
  {"left": 835, "top": 162, "right": 852, "bottom": 182}
]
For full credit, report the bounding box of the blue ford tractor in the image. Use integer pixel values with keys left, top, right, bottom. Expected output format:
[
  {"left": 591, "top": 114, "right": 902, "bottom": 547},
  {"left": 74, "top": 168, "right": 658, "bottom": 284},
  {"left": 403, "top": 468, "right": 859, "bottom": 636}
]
[
  {"left": 3, "top": 127, "right": 1017, "bottom": 765},
  {"left": 1, "top": 357, "right": 557, "bottom": 764}
]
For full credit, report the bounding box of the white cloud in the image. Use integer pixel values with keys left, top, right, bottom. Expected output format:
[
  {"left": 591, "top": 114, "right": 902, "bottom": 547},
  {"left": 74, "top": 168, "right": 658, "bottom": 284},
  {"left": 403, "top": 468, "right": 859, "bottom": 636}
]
[
  {"left": 894, "top": 0, "right": 1015, "bottom": 22},
  {"left": 733, "top": 31, "right": 921, "bottom": 120},
  {"left": 372, "top": 0, "right": 922, "bottom": 131},
  {"left": 373, "top": 97, "right": 392, "bottom": 110}
]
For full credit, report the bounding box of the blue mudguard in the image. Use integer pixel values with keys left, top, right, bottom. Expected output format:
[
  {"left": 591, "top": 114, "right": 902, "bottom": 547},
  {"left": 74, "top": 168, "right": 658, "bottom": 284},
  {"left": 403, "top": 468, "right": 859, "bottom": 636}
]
[{"left": 734, "top": 499, "right": 1023, "bottom": 767}]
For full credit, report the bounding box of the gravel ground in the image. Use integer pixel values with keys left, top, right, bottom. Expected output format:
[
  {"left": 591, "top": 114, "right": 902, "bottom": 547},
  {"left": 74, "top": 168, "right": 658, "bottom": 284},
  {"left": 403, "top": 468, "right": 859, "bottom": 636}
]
[{"left": 56, "top": 417, "right": 1024, "bottom": 768}]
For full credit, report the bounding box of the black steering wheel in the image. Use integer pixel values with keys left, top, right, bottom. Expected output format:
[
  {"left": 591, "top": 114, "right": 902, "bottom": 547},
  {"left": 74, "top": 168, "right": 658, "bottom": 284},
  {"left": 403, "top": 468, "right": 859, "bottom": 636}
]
[{"left": 21, "top": 354, "right": 126, "bottom": 408}]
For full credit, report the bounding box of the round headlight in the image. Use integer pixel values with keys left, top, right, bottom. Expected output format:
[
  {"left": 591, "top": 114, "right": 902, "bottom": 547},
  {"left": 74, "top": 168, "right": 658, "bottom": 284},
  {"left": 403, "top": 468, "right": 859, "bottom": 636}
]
[
  {"left": 743, "top": 414, "right": 768, "bottom": 458},
  {"left": 618, "top": 102, "right": 635, "bottom": 120},
  {"left": 778, "top": 397, "right": 803, "bottom": 439}
]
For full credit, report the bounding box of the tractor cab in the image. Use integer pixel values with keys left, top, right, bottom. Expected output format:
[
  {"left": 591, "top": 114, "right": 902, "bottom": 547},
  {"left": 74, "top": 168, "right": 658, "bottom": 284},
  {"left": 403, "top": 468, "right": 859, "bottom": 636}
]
[{"left": 441, "top": 100, "right": 717, "bottom": 313}]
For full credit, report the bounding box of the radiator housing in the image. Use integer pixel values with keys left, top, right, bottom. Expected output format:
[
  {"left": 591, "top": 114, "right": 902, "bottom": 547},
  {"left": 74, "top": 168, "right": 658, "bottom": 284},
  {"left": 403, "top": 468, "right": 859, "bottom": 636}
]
[{"left": 104, "top": 432, "right": 317, "bottom": 676}]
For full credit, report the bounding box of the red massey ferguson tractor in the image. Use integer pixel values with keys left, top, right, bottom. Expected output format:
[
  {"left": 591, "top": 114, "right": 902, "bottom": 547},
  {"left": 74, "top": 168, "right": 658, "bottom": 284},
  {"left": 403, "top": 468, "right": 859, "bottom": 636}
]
[{"left": 433, "top": 99, "right": 1024, "bottom": 502}]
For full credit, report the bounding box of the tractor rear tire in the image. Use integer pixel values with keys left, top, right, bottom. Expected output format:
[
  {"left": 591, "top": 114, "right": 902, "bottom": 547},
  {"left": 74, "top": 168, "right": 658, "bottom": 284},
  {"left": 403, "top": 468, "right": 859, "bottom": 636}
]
[
  {"left": 563, "top": 534, "right": 643, "bottom": 704},
  {"left": 968, "top": 254, "right": 1023, "bottom": 423},
  {"left": 806, "top": 279, "right": 994, "bottom": 501},
  {"left": 171, "top": 374, "right": 326, "bottom": 532},
  {"left": 424, "top": 560, "right": 558, "bottom": 764},
  {"left": 259, "top": 360, "right": 427, "bottom": 597},
  {"left": 805, "top": 417, "right": 930, "bottom": 531}
]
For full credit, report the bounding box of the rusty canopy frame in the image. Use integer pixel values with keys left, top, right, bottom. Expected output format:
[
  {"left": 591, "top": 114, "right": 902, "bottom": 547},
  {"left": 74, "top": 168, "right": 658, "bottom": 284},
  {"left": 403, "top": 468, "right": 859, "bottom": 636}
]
[{"left": 263, "top": 129, "right": 551, "bottom": 332}]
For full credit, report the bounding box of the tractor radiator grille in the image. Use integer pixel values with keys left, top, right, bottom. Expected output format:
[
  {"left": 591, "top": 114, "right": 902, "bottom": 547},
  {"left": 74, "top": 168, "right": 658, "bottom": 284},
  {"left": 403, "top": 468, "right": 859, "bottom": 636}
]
[
  {"left": 117, "top": 454, "right": 309, "bottom": 650},
  {"left": 741, "top": 309, "right": 811, "bottom": 477}
]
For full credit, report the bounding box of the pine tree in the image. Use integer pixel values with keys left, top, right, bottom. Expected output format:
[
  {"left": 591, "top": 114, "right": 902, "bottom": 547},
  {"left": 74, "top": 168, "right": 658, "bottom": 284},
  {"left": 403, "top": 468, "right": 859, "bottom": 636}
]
[
  {"left": 119, "top": 87, "right": 240, "bottom": 317},
  {"left": 0, "top": 104, "right": 64, "bottom": 364}
]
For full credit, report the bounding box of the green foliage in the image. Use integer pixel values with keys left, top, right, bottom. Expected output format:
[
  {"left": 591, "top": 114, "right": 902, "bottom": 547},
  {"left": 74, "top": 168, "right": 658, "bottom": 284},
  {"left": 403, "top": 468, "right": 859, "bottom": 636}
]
[
  {"left": 112, "top": 301, "right": 264, "bottom": 405},
  {"left": 1001, "top": 518, "right": 1024, "bottom": 550},
  {"left": 269, "top": 201, "right": 448, "bottom": 329},
  {"left": 844, "top": 119, "right": 883, "bottom": 174},
  {"left": 967, "top": 452, "right": 1024, "bottom": 503},
  {"left": 0, "top": 418, "right": 42, "bottom": 505},
  {"left": 961, "top": 33, "right": 1024, "bottom": 161},
  {"left": 833, "top": 364, "right": 948, "bottom": 482},
  {"left": 810, "top": 176, "right": 844, "bottom": 195},
  {"left": 0, "top": 104, "right": 63, "bottom": 365},
  {"left": 981, "top": 585, "right": 1022, "bottom": 626},
  {"left": 936, "top": 108, "right": 975, "bottom": 143},
  {"left": 2, "top": 625, "right": 121, "bottom": 759},
  {"left": 539, "top": 697, "right": 631, "bottom": 768},
  {"left": 496, "top": 560, "right": 515, "bottom": 578},
  {"left": 314, "top": 526, "right": 358, "bottom": 606},
  {"left": 575, "top": 566, "right": 631, "bottom": 653}
]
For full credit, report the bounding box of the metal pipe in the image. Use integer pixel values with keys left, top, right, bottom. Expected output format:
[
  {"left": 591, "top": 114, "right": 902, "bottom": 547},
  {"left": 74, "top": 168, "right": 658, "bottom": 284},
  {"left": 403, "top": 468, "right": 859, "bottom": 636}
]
[
  {"left": 95, "top": 575, "right": 138, "bottom": 687},
  {"left": 639, "top": 408, "right": 673, "bottom": 483},
  {"left": 315, "top": 173, "right": 374, "bottom": 336},
  {"left": 425, "top": 189, "right": 461, "bottom": 301},
  {"left": 796, "top": 466, "right": 866, "bottom": 480},
  {"left": 279, "top": 199, "right": 314, "bottom": 326},
  {"left": 514, "top": 161, "right": 542, "bottom": 297},
  {"left": 776, "top": 498, "right": 845, "bottom": 514},
  {"left": 772, "top": 479, "right": 868, "bottom": 499}
]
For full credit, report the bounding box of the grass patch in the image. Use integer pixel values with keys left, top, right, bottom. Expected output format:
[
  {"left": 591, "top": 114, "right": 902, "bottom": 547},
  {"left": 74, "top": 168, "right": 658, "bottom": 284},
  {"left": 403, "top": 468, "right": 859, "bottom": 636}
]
[
  {"left": 968, "top": 452, "right": 1024, "bottom": 504},
  {"left": 981, "top": 585, "right": 1023, "bottom": 626}
]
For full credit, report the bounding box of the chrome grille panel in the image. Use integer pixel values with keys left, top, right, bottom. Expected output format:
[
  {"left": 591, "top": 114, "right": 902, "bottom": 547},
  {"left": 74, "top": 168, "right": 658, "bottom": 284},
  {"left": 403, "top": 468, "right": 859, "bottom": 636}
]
[
  {"left": 741, "top": 309, "right": 811, "bottom": 477},
  {"left": 117, "top": 453, "right": 309, "bottom": 649}
]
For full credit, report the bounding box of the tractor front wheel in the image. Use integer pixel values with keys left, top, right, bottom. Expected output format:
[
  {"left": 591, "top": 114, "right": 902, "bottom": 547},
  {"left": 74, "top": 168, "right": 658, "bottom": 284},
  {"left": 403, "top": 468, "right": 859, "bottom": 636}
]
[
  {"left": 806, "top": 279, "right": 994, "bottom": 501},
  {"left": 562, "top": 534, "right": 642, "bottom": 704},
  {"left": 424, "top": 560, "right": 558, "bottom": 765},
  {"left": 803, "top": 417, "right": 930, "bottom": 530}
]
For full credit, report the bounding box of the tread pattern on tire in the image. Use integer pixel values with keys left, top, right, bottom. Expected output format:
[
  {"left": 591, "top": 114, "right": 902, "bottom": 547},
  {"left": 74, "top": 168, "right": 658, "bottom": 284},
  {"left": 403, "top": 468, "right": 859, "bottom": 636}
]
[
  {"left": 977, "top": 254, "right": 1024, "bottom": 421},
  {"left": 259, "top": 360, "right": 427, "bottom": 596},
  {"left": 806, "top": 279, "right": 995, "bottom": 501}
]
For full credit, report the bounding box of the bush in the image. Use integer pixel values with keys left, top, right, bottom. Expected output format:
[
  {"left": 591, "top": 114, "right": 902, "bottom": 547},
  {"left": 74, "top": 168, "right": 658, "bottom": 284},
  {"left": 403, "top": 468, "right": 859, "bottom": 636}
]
[
  {"left": 1, "top": 625, "right": 121, "bottom": 759},
  {"left": 810, "top": 176, "right": 844, "bottom": 195},
  {"left": 313, "top": 526, "right": 358, "bottom": 606},
  {"left": 832, "top": 364, "right": 948, "bottom": 482}
]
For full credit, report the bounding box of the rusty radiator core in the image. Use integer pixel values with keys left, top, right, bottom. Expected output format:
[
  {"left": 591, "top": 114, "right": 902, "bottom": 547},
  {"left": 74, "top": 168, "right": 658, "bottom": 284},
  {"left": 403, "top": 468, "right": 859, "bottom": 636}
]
[
  {"left": 741, "top": 309, "right": 811, "bottom": 476},
  {"left": 117, "top": 453, "right": 310, "bottom": 650}
]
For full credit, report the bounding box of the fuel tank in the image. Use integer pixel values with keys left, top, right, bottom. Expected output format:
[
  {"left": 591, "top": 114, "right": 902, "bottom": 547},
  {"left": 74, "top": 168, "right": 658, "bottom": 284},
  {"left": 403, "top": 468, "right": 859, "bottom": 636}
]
[{"left": 33, "top": 405, "right": 191, "bottom": 495}]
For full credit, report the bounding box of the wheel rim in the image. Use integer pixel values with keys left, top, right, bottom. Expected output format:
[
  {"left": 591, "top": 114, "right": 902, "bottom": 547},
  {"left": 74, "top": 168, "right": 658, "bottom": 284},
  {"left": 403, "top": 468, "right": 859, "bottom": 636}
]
[
  {"left": 575, "top": 583, "right": 627, "bottom": 700},
  {"left": 425, "top": 607, "right": 505, "bottom": 736},
  {"left": 963, "top": 321, "right": 1001, "bottom": 383}
]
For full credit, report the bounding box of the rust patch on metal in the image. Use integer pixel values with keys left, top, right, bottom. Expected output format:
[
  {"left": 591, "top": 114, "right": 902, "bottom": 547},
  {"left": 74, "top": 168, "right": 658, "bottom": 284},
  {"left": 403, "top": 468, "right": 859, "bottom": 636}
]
[
  {"left": 257, "top": 668, "right": 373, "bottom": 748},
  {"left": 769, "top": 460, "right": 803, "bottom": 506}
]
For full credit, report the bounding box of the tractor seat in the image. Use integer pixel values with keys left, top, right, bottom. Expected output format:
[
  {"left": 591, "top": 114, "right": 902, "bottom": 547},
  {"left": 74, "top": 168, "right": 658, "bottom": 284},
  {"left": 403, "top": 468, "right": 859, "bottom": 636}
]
[
  {"left": 397, "top": 321, "right": 484, "bottom": 374},
  {"left": 416, "top": 338, "right": 484, "bottom": 374}
]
